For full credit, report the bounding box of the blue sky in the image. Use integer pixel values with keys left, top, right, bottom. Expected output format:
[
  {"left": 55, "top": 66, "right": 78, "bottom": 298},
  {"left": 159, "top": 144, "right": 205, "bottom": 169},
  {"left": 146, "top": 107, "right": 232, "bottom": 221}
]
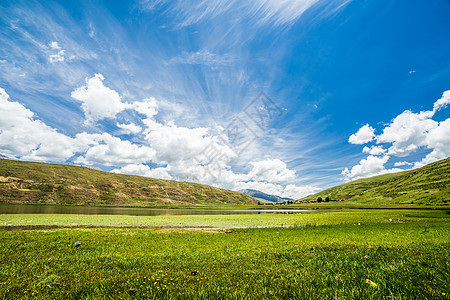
[{"left": 0, "top": 0, "right": 449, "bottom": 199}]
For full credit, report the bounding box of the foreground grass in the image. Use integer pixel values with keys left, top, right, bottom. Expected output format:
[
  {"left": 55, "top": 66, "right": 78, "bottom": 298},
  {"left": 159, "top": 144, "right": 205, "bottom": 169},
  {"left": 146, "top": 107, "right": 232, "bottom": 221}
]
[{"left": 0, "top": 210, "right": 449, "bottom": 299}]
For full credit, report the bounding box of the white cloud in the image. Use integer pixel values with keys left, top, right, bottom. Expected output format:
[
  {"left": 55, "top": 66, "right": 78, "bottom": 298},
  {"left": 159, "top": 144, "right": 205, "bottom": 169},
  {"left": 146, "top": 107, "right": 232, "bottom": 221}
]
[
  {"left": 143, "top": 119, "right": 235, "bottom": 165},
  {"left": 362, "top": 145, "right": 386, "bottom": 156},
  {"left": 236, "top": 181, "right": 318, "bottom": 200},
  {"left": 348, "top": 124, "right": 375, "bottom": 144},
  {"left": 342, "top": 155, "right": 399, "bottom": 181},
  {"left": 345, "top": 90, "right": 450, "bottom": 180},
  {"left": 0, "top": 87, "right": 156, "bottom": 166},
  {"left": 117, "top": 122, "right": 142, "bottom": 135},
  {"left": 247, "top": 158, "right": 296, "bottom": 183},
  {"left": 129, "top": 97, "right": 159, "bottom": 118},
  {"left": 394, "top": 161, "right": 413, "bottom": 167},
  {"left": 111, "top": 164, "right": 173, "bottom": 180},
  {"left": 0, "top": 88, "right": 76, "bottom": 161},
  {"left": 433, "top": 90, "right": 450, "bottom": 112},
  {"left": 281, "top": 184, "right": 320, "bottom": 199},
  {"left": 415, "top": 118, "right": 450, "bottom": 167},
  {"left": 71, "top": 74, "right": 126, "bottom": 124},
  {"left": 377, "top": 110, "right": 438, "bottom": 157},
  {"left": 48, "top": 41, "right": 65, "bottom": 63},
  {"left": 75, "top": 134, "right": 155, "bottom": 167}
]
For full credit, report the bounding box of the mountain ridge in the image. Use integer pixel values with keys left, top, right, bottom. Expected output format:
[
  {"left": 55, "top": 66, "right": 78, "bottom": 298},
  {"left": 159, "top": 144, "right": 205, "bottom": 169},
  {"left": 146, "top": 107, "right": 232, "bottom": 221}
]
[{"left": 239, "top": 189, "right": 293, "bottom": 203}]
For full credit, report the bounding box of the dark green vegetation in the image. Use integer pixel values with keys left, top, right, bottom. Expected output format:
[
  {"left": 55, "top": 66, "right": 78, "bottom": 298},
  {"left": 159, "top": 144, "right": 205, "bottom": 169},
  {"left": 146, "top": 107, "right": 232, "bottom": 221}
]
[
  {"left": 0, "top": 159, "right": 257, "bottom": 206},
  {"left": 0, "top": 210, "right": 448, "bottom": 299},
  {"left": 301, "top": 157, "right": 450, "bottom": 206}
]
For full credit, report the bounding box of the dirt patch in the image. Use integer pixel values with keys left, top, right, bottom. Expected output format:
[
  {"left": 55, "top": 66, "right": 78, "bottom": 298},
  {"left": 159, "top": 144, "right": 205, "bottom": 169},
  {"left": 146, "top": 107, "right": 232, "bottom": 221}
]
[
  {"left": 122, "top": 231, "right": 137, "bottom": 236},
  {"left": 0, "top": 176, "right": 20, "bottom": 182},
  {"left": 0, "top": 225, "right": 242, "bottom": 232},
  {"left": 156, "top": 227, "right": 236, "bottom": 234}
]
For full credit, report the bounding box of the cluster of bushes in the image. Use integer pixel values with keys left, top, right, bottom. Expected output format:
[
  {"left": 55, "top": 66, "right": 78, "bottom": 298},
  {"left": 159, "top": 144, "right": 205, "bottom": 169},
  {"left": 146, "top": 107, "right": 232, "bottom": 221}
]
[{"left": 317, "top": 196, "right": 330, "bottom": 203}]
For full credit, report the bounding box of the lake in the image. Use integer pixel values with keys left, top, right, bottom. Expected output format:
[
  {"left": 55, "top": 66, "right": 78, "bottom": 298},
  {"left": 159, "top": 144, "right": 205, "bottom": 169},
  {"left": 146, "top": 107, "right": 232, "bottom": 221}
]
[{"left": 0, "top": 204, "right": 307, "bottom": 216}]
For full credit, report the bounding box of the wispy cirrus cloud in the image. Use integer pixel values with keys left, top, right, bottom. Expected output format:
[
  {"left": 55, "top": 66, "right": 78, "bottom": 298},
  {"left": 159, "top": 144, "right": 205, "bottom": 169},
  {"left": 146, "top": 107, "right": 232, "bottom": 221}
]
[
  {"left": 139, "top": 0, "right": 351, "bottom": 28},
  {"left": 168, "top": 50, "right": 235, "bottom": 67}
]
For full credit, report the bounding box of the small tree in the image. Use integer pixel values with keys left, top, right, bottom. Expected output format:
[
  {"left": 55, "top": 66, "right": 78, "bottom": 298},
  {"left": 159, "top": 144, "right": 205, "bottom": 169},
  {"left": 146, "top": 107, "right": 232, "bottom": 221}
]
[
  {"left": 325, "top": 196, "right": 330, "bottom": 202},
  {"left": 317, "top": 197, "right": 322, "bottom": 203}
]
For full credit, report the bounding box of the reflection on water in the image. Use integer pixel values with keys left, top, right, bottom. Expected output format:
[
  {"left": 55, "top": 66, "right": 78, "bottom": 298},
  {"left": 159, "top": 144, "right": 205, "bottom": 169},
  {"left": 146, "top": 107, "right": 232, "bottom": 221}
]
[{"left": 0, "top": 204, "right": 307, "bottom": 216}]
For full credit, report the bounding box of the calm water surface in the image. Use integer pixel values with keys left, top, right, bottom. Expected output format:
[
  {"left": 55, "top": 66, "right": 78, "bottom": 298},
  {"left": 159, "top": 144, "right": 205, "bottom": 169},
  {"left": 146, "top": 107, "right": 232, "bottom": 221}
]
[{"left": 0, "top": 204, "right": 307, "bottom": 216}]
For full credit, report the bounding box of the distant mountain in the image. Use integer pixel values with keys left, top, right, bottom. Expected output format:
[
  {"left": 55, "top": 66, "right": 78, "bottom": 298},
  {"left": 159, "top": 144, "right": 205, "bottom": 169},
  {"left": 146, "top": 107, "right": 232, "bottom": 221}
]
[
  {"left": 300, "top": 157, "right": 449, "bottom": 206},
  {"left": 0, "top": 159, "right": 258, "bottom": 206},
  {"left": 0, "top": 154, "right": 8, "bottom": 159},
  {"left": 240, "top": 189, "right": 293, "bottom": 203}
]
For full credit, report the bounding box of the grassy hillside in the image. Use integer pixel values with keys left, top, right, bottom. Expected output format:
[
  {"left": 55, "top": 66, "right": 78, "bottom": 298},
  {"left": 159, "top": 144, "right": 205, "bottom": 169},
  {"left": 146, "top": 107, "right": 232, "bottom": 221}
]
[
  {"left": 300, "top": 157, "right": 450, "bottom": 206},
  {"left": 0, "top": 159, "right": 257, "bottom": 206}
]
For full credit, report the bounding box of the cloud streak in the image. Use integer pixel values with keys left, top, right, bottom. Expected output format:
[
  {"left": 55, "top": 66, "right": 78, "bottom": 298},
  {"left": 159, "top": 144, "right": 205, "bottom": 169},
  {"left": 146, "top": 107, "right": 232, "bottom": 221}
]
[{"left": 140, "top": 0, "right": 351, "bottom": 29}]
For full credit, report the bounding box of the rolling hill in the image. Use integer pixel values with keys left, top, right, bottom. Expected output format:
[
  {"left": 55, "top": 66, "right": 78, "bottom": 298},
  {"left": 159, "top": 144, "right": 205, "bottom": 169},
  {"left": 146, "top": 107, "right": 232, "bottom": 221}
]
[
  {"left": 300, "top": 157, "right": 450, "bottom": 206},
  {"left": 0, "top": 159, "right": 257, "bottom": 206}
]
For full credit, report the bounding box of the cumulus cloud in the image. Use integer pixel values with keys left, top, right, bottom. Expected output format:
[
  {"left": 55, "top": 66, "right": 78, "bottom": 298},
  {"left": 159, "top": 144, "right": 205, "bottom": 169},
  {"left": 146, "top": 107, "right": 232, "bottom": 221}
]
[
  {"left": 236, "top": 180, "right": 318, "bottom": 200},
  {"left": 0, "top": 88, "right": 75, "bottom": 161},
  {"left": 143, "top": 119, "right": 235, "bottom": 165},
  {"left": 48, "top": 41, "right": 65, "bottom": 63},
  {"left": 281, "top": 184, "right": 320, "bottom": 199},
  {"left": 433, "top": 90, "right": 450, "bottom": 112},
  {"left": 111, "top": 164, "right": 173, "bottom": 180},
  {"left": 247, "top": 158, "right": 296, "bottom": 183},
  {"left": 342, "top": 155, "right": 399, "bottom": 181},
  {"left": 348, "top": 124, "right": 375, "bottom": 144},
  {"left": 0, "top": 87, "right": 155, "bottom": 166},
  {"left": 415, "top": 118, "right": 450, "bottom": 167},
  {"left": 129, "top": 97, "right": 158, "bottom": 118},
  {"left": 377, "top": 110, "right": 437, "bottom": 157},
  {"left": 75, "top": 134, "right": 155, "bottom": 167},
  {"left": 394, "top": 161, "right": 413, "bottom": 167},
  {"left": 71, "top": 74, "right": 126, "bottom": 124},
  {"left": 344, "top": 89, "right": 450, "bottom": 180},
  {"left": 362, "top": 145, "right": 386, "bottom": 156},
  {"left": 117, "top": 122, "right": 142, "bottom": 135}
]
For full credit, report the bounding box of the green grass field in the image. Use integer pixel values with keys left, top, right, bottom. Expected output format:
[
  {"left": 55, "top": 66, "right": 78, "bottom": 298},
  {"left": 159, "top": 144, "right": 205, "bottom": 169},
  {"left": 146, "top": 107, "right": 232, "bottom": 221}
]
[{"left": 0, "top": 210, "right": 449, "bottom": 299}]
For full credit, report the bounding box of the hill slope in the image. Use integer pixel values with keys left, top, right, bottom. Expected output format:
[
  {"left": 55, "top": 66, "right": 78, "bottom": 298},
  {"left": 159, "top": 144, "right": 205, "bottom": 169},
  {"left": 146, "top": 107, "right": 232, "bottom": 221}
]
[
  {"left": 0, "top": 159, "right": 257, "bottom": 206},
  {"left": 300, "top": 157, "right": 450, "bottom": 206}
]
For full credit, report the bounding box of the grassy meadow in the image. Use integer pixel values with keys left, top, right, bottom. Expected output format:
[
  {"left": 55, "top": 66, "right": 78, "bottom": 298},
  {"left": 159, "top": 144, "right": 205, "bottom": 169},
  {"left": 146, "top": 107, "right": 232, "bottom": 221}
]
[{"left": 0, "top": 209, "right": 449, "bottom": 299}]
